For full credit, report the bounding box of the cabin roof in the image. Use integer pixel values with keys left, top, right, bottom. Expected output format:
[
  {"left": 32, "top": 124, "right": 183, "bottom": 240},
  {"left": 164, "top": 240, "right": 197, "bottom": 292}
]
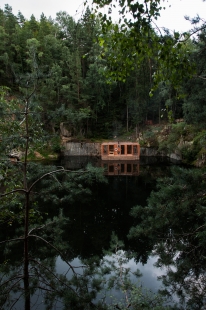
[{"left": 101, "top": 142, "right": 139, "bottom": 145}]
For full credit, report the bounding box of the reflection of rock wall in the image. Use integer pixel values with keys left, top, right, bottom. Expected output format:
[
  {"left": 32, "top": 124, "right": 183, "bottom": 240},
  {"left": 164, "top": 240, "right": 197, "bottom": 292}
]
[
  {"left": 63, "top": 142, "right": 101, "bottom": 157},
  {"left": 141, "top": 147, "right": 182, "bottom": 161},
  {"left": 140, "top": 147, "right": 165, "bottom": 157},
  {"left": 60, "top": 156, "right": 101, "bottom": 169}
]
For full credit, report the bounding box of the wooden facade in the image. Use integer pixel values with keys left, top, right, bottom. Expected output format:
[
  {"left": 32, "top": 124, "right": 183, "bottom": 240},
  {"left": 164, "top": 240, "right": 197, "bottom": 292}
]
[{"left": 101, "top": 142, "right": 140, "bottom": 160}]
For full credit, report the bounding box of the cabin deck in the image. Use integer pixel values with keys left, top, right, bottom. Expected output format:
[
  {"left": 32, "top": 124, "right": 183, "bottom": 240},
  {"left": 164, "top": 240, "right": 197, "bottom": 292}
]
[{"left": 101, "top": 142, "right": 140, "bottom": 160}]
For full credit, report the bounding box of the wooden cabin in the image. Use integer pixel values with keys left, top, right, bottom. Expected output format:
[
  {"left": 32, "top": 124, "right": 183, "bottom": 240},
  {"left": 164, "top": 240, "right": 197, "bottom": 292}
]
[{"left": 101, "top": 142, "right": 140, "bottom": 160}]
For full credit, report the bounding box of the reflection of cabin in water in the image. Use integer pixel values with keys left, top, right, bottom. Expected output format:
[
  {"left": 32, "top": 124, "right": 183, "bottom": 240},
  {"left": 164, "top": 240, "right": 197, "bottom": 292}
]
[
  {"left": 101, "top": 142, "right": 140, "bottom": 160},
  {"left": 102, "top": 161, "right": 139, "bottom": 176}
]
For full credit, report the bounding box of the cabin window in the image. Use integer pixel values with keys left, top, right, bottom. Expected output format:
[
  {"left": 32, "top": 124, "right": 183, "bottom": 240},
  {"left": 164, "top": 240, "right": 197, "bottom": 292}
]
[
  {"left": 133, "top": 164, "right": 138, "bottom": 173},
  {"left": 103, "top": 145, "right": 108, "bottom": 155},
  {"left": 127, "top": 164, "right": 132, "bottom": 172},
  {"left": 109, "top": 165, "right": 114, "bottom": 172},
  {"left": 109, "top": 145, "right": 114, "bottom": 154},
  {"left": 133, "top": 145, "right": 137, "bottom": 155},
  {"left": 127, "top": 145, "right": 132, "bottom": 154},
  {"left": 121, "top": 164, "right": 125, "bottom": 173},
  {"left": 121, "top": 145, "right": 125, "bottom": 154}
]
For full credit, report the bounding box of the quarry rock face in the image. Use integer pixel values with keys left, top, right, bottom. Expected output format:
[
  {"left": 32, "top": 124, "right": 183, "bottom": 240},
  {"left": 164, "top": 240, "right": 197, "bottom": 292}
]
[{"left": 63, "top": 142, "right": 101, "bottom": 157}]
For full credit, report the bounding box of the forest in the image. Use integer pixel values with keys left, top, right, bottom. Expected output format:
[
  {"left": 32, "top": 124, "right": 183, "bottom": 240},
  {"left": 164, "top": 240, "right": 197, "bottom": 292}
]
[
  {"left": 1, "top": 1, "right": 206, "bottom": 310},
  {"left": 0, "top": 2, "right": 206, "bottom": 143}
]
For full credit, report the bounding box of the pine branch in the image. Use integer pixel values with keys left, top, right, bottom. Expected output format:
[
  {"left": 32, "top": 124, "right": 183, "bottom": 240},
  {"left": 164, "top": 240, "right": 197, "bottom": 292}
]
[
  {"left": 196, "top": 75, "right": 206, "bottom": 80},
  {"left": 28, "top": 234, "right": 86, "bottom": 274},
  {"left": 29, "top": 258, "right": 78, "bottom": 294},
  {"left": 0, "top": 189, "right": 27, "bottom": 197},
  {"left": 28, "top": 168, "right": 87, "bottom": 193},
  {"left": 8, "top": 292, "right": 25, "bottom": 310},
  {"left": 0, "top": 168, "right": 87, "bottom": 197},
  {"left": 28, "top": 219, "right": 59, "bottom": 235},
  {"left": 0, "top": 276, "right": 23, "bottom": 291},
  {"left": 0, "top": 237, "right": 24, "bottom": 244}
]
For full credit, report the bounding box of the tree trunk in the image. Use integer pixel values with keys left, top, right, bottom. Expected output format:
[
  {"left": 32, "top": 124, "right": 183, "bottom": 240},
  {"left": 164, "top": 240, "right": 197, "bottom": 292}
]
[
  {"left": 24, "top": 192, "right": 30, "bottom": 310},
  {"left": 24, "top": 97, "right": 30, "bottom": 310}
]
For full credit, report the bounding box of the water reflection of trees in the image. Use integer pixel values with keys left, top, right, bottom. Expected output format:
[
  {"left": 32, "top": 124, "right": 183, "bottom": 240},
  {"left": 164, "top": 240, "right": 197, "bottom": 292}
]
[
  {"left": 0, "top": 163, "right": 108, "bottom": 309},
  {"left": 1, "top": 162, "right": 174, "bottom": 309},
  {"left": 129, "top": 166, "right": 206, "bottom": 309},
  {"left": 3, "top": 162, "right": 202, "bottom": 309}
]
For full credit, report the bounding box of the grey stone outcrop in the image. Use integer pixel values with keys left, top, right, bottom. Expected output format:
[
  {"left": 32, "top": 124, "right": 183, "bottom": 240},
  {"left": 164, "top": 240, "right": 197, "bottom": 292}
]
[{"left": 63, "top": 142, "right": 101, "bottom": 157}]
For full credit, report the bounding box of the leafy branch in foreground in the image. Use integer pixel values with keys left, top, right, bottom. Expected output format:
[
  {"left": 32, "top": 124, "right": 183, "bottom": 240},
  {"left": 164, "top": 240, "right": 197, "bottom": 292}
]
[
  {"left": 63, "top": 232, "right": 174, "bottom": 310},
  {"left": 0, "top": 71, "right": 107, "bottom": 309},
  {"left": 86, "top": 0, "right": 204, "bottom": 96},
  {"left": 128, "top": 166, "right": 206, "bottom": 309}
]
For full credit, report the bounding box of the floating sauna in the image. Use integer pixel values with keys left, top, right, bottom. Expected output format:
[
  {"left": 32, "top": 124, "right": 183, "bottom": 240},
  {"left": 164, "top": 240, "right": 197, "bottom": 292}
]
[{"left": 101, "top": 142, "right": 140, "bottom": 160}]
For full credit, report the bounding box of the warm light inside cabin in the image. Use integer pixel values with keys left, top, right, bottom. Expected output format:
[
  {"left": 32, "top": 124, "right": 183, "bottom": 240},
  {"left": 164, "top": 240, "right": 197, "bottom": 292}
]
[{"left": 109, "top": 145, "right": 114, "bottom": 154}]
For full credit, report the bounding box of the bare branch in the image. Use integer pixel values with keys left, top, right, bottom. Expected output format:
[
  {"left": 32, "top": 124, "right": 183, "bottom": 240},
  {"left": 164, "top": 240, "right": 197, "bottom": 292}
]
[
  {"left": 0, "top": 275, "right": 23, "bottom": 289},
  {"left": 29, "top": 258, "right": 76, "bottom": 292},
  {"left": 179, "top": 24, "right": 206, "bottom": 43},
  {"left": 28, "top": 168, "right": 65, "bottom": 192},
  {"left": 0, "top": 167, "right": 88, "bottom": 198},
  {"left": 151, "top": 20, "right": 163, "bottom": 37},
  {"left": 9, "top": 290, "right": 24, "bottom": 310},
  {"left": 29, "top": 234, "right": 86, "bottom": 274},
  {"left": 26, "top": 86, "right": 36, "bottom": 101},
  {"left": 196, "top": 75, "right": 206, "bottom": 80},
  {"left": 0, "top": 237, "right": 24, "bottom": 245},
  {"left": 28, "top": 219, "right": 59, "bottom": 235},
  {"left": 28, "top": 168, "right": 87, "bottom": 193},
  {"left": 0, "top": 189, "right": 27, "bottom": 197}
]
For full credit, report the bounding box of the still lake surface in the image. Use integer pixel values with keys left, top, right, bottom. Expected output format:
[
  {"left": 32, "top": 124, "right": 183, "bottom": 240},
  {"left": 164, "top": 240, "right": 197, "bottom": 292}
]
[
  {"left": 54, "top": 156, "right": 177, "bottom": 302},
  {"left": 2, "top": 156, "right": 181, "bottom": 309}
]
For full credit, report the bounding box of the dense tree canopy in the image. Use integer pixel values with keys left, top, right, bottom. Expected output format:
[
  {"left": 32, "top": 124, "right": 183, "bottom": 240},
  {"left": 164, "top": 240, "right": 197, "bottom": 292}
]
[{"left": 0, "top": 2, "right": 205, "bottom": 138}]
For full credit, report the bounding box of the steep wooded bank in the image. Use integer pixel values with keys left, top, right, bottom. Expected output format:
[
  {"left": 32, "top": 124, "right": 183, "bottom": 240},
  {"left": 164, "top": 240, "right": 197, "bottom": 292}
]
[{"left": 60, "top": 121, "right": 206, "bottom": 166}]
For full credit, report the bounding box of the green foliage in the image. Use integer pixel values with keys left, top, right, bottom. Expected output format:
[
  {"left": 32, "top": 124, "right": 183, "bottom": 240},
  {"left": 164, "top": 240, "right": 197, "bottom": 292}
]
[
  {"left": 158, "top": 123, "right": 198, "bottom": 160},
  {"left": 88, "top": 0, "right": 196, "bottom": 95},
  {"left": 0, "top": 158, "right": 108, "bottom": 309},
  {"left": 62, "top": 233, "right": 174, "bottom": 310},
  {"left": 49, "top": 135, "right": 62, "bottom": 153},
  {"left": 0, "top": 29, "right": 110, "bottom": 308},
  {"left": 183, "top": 31, "right": 206, "bottom": 127},
  {"left": 141, "top": 130, "right": 159, "bottom": 147},
  {"left": 0, "top": 3, "right": 206, "bottom": 137},
  {"left": 128, "top": 166, "right": 206, "bottom": 308}
]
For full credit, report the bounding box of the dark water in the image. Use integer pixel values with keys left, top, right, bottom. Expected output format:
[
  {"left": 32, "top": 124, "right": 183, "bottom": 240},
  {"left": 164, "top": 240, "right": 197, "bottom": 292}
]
[
  {"left": 53, "top": 157, "right": 177, "bottom": 306},
  {"left": 0, "top": 156, "right": 181, "bottom": 309},
  {"left": 57, "top": 156, "right": 174, "bottom": 256}
]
